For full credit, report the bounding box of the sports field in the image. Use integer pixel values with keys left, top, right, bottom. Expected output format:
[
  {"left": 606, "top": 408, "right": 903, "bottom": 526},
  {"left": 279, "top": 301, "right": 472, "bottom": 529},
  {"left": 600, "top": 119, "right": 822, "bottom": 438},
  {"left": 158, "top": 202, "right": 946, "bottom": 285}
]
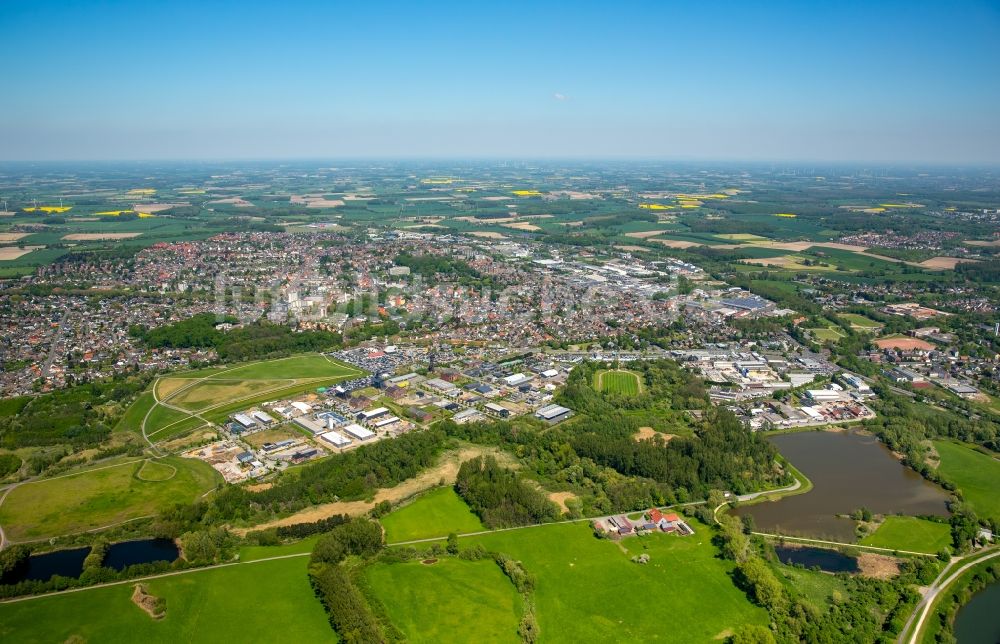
[
  {"left": 381, "top": 487, "right": 485, "bottom": 543},
  {"left": 0, "top": 457, "right": 221, "bottom": 542},
  {"left": 458, "top": 520, "right": 767, "bottom": 641},
  {"left": 0, "top": 556, "right": 333, "bottom": 643},
  {"left": 366, "top": 558, "right": 522, "bottom": 643},
  {"left": 860, "top": 516, "right": 952, "bottom": 554},
  {"left": 594, "top": 369, "right": 642, "bottom": 395},
  {"left": 933, "top": 440, "right": 1000, "bottom": 522}
]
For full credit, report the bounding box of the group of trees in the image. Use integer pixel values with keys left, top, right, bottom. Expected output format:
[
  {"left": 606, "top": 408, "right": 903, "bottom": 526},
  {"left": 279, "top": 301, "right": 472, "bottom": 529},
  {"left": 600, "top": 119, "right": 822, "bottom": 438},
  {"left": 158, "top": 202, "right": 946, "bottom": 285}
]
[
  {"left": 443, "top": 360, "right": 786, "bottom": 515},
  {"left": 0, "top": 372, "right": 153, "bottom": 449},
  {"left": 308, "top": 519, "right": 387, "bottom": 643},
  {"left": 455, "top": 456, "right": 560, "bottom": 528},
  {"left": 132, "top": 313, "right": 343, "bottom": 362},
  {"left": 716, "top": 514, "right": 935, "bottom": 643}
]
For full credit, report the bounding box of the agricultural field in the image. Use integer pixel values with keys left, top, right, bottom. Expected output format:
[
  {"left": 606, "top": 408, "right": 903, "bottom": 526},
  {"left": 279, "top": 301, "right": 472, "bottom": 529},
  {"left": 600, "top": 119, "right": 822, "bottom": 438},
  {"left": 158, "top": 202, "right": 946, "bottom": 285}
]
[
  {"left": 594, "top": 369, "right": 642, "bottom": 395},
  {"left": 0, "top": 457, "right": 221, "bottom": 542},
  {"left": 0, "top": 556, "right": 332, "bottom": 643},
  {"left": 366, "top": 558, "right": 522, "bottom": 643},
  {"left": 860, "top": 516, "right": 952, "bottom": 554},
  {"left": 933, "top": 440, "right": 1000, "bottom": 523},
  {"left": 455, "top": 520, "right": 768, "bottom": 641},
  {"left": 381, "top": 487, "right": 486, "bottom": 543}
]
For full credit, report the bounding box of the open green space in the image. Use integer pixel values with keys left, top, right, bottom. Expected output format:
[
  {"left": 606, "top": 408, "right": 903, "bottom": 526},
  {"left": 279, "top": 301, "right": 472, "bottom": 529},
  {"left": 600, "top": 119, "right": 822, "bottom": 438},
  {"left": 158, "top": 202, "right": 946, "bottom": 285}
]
[
  {"left": 773, "top": 563, "right": 849, "bottom": 607},
  {"left": 0, "top": 457, "right": 221, "bottom": 542},
  {"left": 0, "top": 556, "right": 333, "bottom": 643},
  {"left": 206, "top": 354, "right": 361, "bottom": 380},
  {"left": 808, "top": 326, "right": 846, "bottom": 342},
  {"left": 381, "top": 487, "right": 486, "bottom": 543},
  {"left": 594, "top": 369, "right": 642, "bottom": 395},
  {"left": 861, "top": 516, "right": 952, "bottom": 554},
  {"left": 168, "top": 379, "right": 295, "bottom": 411},
  {"left": 933, "top": 440, "right": 1000, "bottom": 522},
  {"left": 367, "top": 557, "right": 522, "bottom": 643},
  {"left": 455, "top": 519, "right": 767, "bottom": 641},
  {"left": 837, "top": 313, "right": 884, "bottom": 331},
  {"left": 239, "top": 536, "right": 321, "bottom": 562}
]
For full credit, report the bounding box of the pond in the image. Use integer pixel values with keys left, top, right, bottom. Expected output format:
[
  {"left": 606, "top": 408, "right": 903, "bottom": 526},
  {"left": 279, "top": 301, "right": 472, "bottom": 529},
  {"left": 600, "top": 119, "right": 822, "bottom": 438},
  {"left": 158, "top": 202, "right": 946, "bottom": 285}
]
[
  {"left": 953, "top": 580, "right": 1000, "bottom": 644},
  {"left": 773, "top": 545, "right": 859, "bottom": 573},
  {"left": 3, "top": 547, "right": 91, "bottom": 584},
  {"left": 735, "top": 429, "right": 950, "bottom": 542},
  {"left": 103, "top": 538, "right": 179, "bottom": 571}
]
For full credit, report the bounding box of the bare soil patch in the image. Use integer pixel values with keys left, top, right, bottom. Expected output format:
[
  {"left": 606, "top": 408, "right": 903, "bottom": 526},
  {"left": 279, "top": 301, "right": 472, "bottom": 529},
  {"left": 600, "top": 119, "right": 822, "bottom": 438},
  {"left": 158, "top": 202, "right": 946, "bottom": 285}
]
[
  {"left": 918, "top": 256, "right": 976, "bottom": 270},
  {"left": 62, "top": 232, "right": 142, "bottom": 241},
  {"left": 0, "top": 232, "right": 29, "bottom": 242},
  {"left": 651, "top": 238, "right": 701, "bottom": 249},
  {"left": 624, "top": 230, "right": 669, "bottom": 239},
  {"left": 245, "top": 482, "right": 273, "bottom": 492},
  {"left": 634, "top": 426, "right": 677, "bottom": 442},
  {"left": 467, "top": 231, "right": 507, "bottom": 239},
  {"left": 857, "top": 552, "right": 901, "bottom": 579},
  {"left": 875, "top": 337, "right": 935, "bottom": 351},
  {"left": 235, "top": 446, "right": 508, "bottom": 534},
  {"left": 0, "top": 245, "right": 44, "bottom": 260},
  {"left": 500, "top": 221, "right": 540, "bottom": 232},
  {"left": 131, "top": 583, "right": 165, "bottom": 619},
  {"left": 613, "top": 245, "right": 650, "bottom": 252},
  {"left": 548, "top": 491, "right": 578, "bottom": 514}
]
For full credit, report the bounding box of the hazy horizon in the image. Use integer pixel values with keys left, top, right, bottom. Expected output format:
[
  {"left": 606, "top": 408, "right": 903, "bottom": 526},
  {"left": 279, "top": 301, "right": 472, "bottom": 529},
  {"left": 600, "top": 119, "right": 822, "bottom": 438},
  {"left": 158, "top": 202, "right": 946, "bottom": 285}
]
[{"left": 3, "top": 1, "right": 999, "bottom": 163}]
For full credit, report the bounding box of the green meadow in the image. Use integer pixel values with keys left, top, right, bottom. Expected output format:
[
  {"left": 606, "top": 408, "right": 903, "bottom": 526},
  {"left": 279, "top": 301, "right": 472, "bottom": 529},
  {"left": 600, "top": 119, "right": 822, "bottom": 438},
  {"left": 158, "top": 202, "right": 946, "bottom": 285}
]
[
  {"left": 381, "top": 487, "right": 486, "bottom": 543},
  {"left": 933, "top": 440, "right": 1000, "bottom": 522},
  {"left": 0, "top": 556, "right": 332, "bottom": 643},
  {"left": 861, "top": 516, "right": 952, "bottom": 554},
  {"left": 366, "top": 558, "right": 522, "bottom": 643},
  {"left": 454, "top": 520, "right": 768, "bottom": 642},
  {"left": 0, "top": 457, "right": 220, "bottom": 542}
]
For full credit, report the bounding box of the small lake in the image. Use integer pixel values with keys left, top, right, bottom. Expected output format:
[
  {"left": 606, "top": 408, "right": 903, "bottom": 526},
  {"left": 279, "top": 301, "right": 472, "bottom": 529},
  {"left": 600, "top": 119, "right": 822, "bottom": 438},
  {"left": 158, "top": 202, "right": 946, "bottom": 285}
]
[
  {"left": 103, "top": 538, "right": 179, "bottom": 571},
  {"left": 735, "top": 430, "right": 951, "bottom": 542},
  {"left": 774, "top": 545, "right": 859, "bottom": 573},
  {"left": 954, "top": 580, "right": 1000, "bottom": 644},
  {"left": 3, "top": 547, "right": 90, "bottom": 584}
]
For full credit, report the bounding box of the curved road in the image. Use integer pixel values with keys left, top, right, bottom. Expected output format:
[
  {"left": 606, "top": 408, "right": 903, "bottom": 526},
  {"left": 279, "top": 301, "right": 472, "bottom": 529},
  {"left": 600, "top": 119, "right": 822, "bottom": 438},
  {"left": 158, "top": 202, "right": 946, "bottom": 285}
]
[{"left": 900, "top": 546, "right": 1000, "bottom": 643}]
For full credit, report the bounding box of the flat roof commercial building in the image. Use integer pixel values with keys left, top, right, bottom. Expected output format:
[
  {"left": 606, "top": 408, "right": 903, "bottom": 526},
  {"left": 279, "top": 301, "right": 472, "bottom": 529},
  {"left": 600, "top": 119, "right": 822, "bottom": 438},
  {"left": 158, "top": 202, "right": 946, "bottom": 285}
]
[
  {"left": 343, "top": 423, "right": 376, "bottom": 440},
  {"left": 319, "top": 431, "right": 352, "bottom": 448},
  {"left": 535, "top": 404, "right": 572, "bottom": 423}
]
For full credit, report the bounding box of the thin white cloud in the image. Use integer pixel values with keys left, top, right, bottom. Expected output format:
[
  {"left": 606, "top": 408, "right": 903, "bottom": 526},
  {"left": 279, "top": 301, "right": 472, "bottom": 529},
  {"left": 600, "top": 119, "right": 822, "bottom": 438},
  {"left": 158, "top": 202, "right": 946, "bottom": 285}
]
[{"left": 552, "top": 92, "right": 568, "bottom": 101}]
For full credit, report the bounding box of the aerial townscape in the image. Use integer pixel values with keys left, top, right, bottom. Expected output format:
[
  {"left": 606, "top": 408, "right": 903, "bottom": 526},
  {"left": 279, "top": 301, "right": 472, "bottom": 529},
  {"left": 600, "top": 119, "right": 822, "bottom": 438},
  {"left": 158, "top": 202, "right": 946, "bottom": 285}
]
[{"left": 2, "top": 2, "right": 1000, "bottom": 643}]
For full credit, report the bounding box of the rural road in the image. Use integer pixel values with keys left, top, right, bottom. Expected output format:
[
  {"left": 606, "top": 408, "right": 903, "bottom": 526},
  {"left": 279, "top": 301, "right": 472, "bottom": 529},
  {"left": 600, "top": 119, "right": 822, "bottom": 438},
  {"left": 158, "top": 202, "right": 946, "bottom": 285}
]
[{"left": 899, "top": 546, "right": 1000, "bottom": 643}]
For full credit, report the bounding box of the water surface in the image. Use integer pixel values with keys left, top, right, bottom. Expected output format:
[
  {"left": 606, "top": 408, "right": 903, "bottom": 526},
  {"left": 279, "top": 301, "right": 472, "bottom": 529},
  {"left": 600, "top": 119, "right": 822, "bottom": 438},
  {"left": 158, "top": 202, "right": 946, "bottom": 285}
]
[
  {"left": 954, "top": 580, "right": 1000, "bottom": 644},
  {"left": 735, "top": 430, "right": 950, "bottom": 542},
  {"left": 774, "top": 545, "right": 859, "bottom": 573},
  {"left": 3, "top": 547, "right": 90, "bottom": 584},
  {"left": 103, "top": 538, "right": 179, "bottom": 571}
]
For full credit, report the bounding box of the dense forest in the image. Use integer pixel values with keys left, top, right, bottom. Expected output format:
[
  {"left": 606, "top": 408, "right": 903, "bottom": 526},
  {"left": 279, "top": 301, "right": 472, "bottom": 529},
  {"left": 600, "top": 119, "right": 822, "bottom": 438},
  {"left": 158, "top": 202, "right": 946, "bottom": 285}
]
[
  {"left": 455, "top": 456, "right": 560, "bottom": 528},
  {"left": 132, "top": 312, "right": 342, "bottom": 362}
]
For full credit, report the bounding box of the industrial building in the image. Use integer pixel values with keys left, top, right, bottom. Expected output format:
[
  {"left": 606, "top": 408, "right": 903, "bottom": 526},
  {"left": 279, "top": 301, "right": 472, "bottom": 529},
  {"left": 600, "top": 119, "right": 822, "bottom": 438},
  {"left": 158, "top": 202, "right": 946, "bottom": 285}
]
[
  {"left": 535, "top": 403, "right": 573, "bottom": 423},
  {"left": 343, "top": 423, "right": 376, "bottom": 440}
]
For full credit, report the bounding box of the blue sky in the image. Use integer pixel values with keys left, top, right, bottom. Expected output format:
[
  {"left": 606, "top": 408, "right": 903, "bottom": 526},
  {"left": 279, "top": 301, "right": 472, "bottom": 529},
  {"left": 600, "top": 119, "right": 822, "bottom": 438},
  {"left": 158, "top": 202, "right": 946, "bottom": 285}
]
[{"left": 2, "top": 0, "right": 999, "bottom": 162}]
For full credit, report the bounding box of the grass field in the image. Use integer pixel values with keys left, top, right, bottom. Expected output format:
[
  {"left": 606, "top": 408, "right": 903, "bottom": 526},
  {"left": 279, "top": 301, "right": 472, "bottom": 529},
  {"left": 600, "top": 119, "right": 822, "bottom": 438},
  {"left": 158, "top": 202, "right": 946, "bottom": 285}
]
[
  {"left": 774, "top": 563, "right": 848, "bottom": 607},
  {"left": 861, "top": 516, "right": 952, "bottom": 554},
  {"left": 808, "top": 326, "right": 846, "bottom": 342},
  {"left": 456, "top": 520, "right": 767, "bottom": 641},
  {"left": 366, "top": 558, "right": 522, "bottom": 643},
  {"left": 133, "top": 353, "right": 364, "bottom": 445},
  {"left": 934, "top": 440, "right": 1000, "bottom": 522},
  {"left": 837, "top": 313, "right": 884, "bottom": 331},
  {"left": 381, "top": 487, "right": 485, "bottom": 543},
  {"left": 594, "top": 369, "right": 642, "bottom": 395},
  {"left": 0, "top": 556, "right": 333, "bottom": 643},
  {"left": 0, "top": 457, "right": 221, "bottom": 542}
]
